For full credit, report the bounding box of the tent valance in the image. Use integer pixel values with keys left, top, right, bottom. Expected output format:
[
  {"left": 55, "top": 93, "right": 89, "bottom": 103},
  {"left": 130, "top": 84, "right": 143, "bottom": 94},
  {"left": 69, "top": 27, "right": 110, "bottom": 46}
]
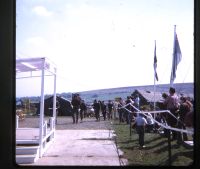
[{"left": 16, "top": 57, "right": 56, "bottom": 76}]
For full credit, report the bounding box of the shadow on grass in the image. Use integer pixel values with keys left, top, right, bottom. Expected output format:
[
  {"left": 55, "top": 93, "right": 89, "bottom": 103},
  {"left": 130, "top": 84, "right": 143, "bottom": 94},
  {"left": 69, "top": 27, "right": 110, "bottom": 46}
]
[
  {"left": 182, "top": 142, "right": 194, "bottom": 150},
  {"left": 119, "top": 139, "right": 137, "bottom": 144},
  {"left": 120, "top": 145, "right": 139, "bottom": 150},
  {"left": 174, "top": 151, "right": 193, "bottom": 159},
  {"left": 144, "top": 140, "right": 168, "bottom": 150},
  {"left": 160, "top": 150, "right": 194, "bottom": 166},
  {"left": 153, "top": 142, "right": 186, "bottom": 154},
  {"left": 144, "top": 134, "right": 166, "bottom": 145}
]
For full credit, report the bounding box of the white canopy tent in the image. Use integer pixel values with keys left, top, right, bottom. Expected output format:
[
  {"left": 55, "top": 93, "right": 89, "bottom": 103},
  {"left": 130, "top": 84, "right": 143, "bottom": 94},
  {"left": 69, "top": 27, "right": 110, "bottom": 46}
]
[{"left": 16, "top": 57, "right": 57, "bottom": 158}]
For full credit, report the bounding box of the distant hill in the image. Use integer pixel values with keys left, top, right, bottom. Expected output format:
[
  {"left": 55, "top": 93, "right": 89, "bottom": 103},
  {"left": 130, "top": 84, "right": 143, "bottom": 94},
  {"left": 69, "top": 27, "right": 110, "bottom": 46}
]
[
  {"left": 59, "top": 82, "right": 193, "bottom": 104},
  {"left": 17, "top": 83, "right": 194, "bottom": 104}
]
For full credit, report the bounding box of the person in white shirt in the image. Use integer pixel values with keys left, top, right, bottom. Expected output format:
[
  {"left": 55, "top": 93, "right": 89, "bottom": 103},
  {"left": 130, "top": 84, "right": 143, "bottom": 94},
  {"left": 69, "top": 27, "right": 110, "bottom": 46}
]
[
  {"left": 146, "top": 113, "right": 155, "bottom": 132},
  {"left": 135, "top": 113, "right": 148, "bottom": 148}
]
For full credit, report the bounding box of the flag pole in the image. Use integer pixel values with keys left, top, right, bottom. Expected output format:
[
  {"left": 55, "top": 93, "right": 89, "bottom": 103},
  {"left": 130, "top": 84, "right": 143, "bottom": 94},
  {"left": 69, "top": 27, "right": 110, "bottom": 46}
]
[
  {"left": 153, "top": 40, "right": 156, "bottom": 112},
  {"left": 170, "top": 25, "right": 176, "bottom": 87}
]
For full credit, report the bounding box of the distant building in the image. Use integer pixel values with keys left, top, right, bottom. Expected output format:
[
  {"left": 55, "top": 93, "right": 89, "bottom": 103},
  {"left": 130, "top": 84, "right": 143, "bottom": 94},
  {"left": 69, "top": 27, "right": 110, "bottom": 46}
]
[
  {"left": 131, "top": 89, "right": 194, "bottom": 110},
  {"left": 131, "top": 89, "right": 164, "bottom": 110}
]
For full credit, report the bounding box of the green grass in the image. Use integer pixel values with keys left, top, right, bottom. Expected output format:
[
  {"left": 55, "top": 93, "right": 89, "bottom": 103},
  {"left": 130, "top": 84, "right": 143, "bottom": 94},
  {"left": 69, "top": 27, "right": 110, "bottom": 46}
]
[{"left": 112, "top": 120, "right": 193, "bottom": 166}]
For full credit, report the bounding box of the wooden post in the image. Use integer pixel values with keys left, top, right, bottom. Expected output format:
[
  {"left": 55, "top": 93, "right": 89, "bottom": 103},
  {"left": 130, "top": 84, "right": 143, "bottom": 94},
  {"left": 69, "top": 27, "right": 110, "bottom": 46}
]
[{"left": 167, "top": 129, "right": 172, "bottom": 165}]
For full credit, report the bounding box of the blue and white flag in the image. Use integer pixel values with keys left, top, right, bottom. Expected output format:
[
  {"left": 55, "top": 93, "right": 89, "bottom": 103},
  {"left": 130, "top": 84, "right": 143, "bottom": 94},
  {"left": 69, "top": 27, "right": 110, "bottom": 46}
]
[
  {"left": 154, "top": 41, "right": 158, "bottom": 81},
  {"left": 170, "top": 31, "right": 182, "bottom": 85}
]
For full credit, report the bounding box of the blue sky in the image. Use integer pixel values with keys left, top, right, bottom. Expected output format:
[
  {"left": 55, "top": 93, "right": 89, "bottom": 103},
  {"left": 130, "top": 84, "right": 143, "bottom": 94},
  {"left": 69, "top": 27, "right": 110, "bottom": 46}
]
[{"left": 16, "top": 0, "right": 194, "bottom": 97}]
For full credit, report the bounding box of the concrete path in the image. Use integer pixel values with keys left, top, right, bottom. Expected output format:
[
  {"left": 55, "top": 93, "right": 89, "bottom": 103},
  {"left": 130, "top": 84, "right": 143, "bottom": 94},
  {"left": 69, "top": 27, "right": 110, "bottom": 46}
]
[{"left": 26, "top": 129, "right": 127, "bottom": 166}]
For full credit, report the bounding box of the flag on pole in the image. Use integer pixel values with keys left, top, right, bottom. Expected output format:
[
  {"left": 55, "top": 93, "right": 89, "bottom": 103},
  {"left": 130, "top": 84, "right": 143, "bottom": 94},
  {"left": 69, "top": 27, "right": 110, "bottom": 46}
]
[
  {"left": 170, "top": 27, "right": 182, "bottom": 85},
  {"left": 154, "top": 40, "right": 158, "bottom": 81}
]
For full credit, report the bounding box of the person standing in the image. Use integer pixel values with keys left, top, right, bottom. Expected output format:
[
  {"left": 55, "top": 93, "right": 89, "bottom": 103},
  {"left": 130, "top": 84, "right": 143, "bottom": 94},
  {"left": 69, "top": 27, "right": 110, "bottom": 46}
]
[
  {"left": 125, "top": 96, "right": 134, "bottom": 124},
  {"left": 177, "top": 96, "right": 193, "bottom": 143},
  {"left": 71, "top": 94, "right": 81, "bottom": 124},
  {"left": 80, "top": 99, "right": 87, "bottom": 122},
  {"left": 107, "top": 100, "right": 113, "bottom": 120},
  {"left": 135, "top": 94, "right": 140, "bottom": 117},
  {"left": 145, "top": 113, "right": 155, "bottom": 133},
  {"left": 101, "top": 101, "right": 107, "bottom": 121},
  {"left": 163, "top": 87, "right": 180, "bottom": 140},
  {"left": 134, "top": 113, "right": 147, "bottom": 148},
  {"left": 118, "top": 98, "right": 125, "bottom": 124},
  {"left": 93, "top": 99, "right": 100, "bottom": 121}
]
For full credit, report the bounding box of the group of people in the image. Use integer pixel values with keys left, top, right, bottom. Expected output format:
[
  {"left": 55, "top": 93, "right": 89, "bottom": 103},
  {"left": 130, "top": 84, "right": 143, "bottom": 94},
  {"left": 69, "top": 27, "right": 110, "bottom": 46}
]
[
  {"left": 161, "top": 87, "right": 193, "bottom": 143},
  {"left": 115, "top": 87, "right": 193, "bottom": 148},
  {"left": 126, "top": 87, "right": 193, "bottom": 148},
  {"left": 92, "top": 99, "right": 114, "bottom": 121},
  {"left": 69, "top": 87, "right": 193, "bottom": 148},
  {"left": 117, "top": 94, "right": 141, "bottom": 125},
  {"left": 71, "top": 94, "right": 116, "bottom": 123},
  {"left": 71, "top": 93, "right": 142, "bottom": 124}
]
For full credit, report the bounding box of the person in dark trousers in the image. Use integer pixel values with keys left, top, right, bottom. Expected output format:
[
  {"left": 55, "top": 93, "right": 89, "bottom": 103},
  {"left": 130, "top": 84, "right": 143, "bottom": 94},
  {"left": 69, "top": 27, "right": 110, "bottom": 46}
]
[
  {"left": 80, "top": 99, "right": 87, "bottom": 122},
  {"left": 145, "top": 113, "right": 155, "bottom": 133},
  {"left": 163, "top": 87, "right": 180, "bottom": 140},
  {"left": 71, "top": 94, "right": 81, "bottom": 124},
  {"left": 107, "top": 100, "right": 113, "bottom": 120},
  {"left": 177, "top": 96, "right": 193, "bottom": 143},
  {"left": 93, "top": 99, "right": 100, "bottom": 121},
  {"left": 125, "top": 96, "right": 134, "bottom": 124},
  {"left": 101, "top": 101, "right": 107, "bottom": 120},
  {"left": 118, "top": 98, "right": 125, "bottom": 123},
  {"left": 134, "top": 113, "right": 147, "bottom": 148}
]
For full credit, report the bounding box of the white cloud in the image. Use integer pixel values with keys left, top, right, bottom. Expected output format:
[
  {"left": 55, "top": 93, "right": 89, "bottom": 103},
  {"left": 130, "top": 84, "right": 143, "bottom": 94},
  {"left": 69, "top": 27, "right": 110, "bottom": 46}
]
[{"left": 32, "top": 6, "right": 53, "bottom": 17}]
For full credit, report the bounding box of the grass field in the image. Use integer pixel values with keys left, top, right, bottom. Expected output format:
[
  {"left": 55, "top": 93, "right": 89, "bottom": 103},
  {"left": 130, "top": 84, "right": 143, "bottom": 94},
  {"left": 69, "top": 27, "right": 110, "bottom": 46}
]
[{"left": 112, "top": 120, "right": 193, "bottom": 166}]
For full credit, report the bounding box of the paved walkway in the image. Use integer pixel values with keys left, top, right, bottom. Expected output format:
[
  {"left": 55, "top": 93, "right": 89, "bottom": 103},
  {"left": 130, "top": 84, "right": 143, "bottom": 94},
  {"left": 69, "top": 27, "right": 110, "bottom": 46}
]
[
  {"left": 31, "top": 130, "right": 127, "bottom": 166},
  {"left": 19, "top": 117, "right": 128, "bottom": 166}
]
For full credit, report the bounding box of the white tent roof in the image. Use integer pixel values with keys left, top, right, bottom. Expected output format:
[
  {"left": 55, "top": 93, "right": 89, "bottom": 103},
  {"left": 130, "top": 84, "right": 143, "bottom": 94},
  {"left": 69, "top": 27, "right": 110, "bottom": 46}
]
[{"left": 16, "top": 57, "right": 56, "bottom": 76}]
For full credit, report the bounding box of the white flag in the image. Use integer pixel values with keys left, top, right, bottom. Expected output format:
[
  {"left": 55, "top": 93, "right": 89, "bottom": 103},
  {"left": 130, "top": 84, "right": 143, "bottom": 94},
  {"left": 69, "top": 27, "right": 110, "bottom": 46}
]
[{"left": 170, "top": 31, "right": 182, "bottom": 85}]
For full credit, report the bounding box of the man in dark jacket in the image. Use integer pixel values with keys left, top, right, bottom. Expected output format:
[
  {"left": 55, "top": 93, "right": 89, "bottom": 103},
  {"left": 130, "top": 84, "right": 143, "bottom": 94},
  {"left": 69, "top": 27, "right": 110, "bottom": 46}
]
[
  {"left": 163, "top": 87, "right": 180, "bottom": 140},
  {"left": 71, "top": 94, "right": 81, "bottom": 124},
  {"left": 80, "top": 99, "right": 87, "bottom": 122},
  {"left": 101, "top": 101, "right": 107, "bottom": 121},
  {"left": 107, "top": 100, "right": 113, "bottom": 120},
  {"left": 93, "top": 99, "right": 100, "bottom": 121}
]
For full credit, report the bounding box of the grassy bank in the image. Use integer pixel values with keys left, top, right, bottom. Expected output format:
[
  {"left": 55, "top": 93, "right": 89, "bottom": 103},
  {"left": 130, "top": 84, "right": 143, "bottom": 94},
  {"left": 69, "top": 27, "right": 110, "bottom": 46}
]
[{"left": 112, "top": 120, "right": 193, "bottom": 166}]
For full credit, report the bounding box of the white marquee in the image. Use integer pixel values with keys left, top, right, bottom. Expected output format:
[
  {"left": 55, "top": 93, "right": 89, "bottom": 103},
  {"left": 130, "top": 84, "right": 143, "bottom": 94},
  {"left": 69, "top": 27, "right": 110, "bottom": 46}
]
[{"left": 16, "top": 57, "right": 57, "bottom": 157}]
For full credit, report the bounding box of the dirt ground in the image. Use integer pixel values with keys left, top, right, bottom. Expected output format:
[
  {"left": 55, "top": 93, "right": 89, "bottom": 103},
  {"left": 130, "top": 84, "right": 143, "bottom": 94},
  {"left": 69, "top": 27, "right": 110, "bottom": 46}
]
[{"left": 18, "top": 116, "right": 113, "bottom": 130}]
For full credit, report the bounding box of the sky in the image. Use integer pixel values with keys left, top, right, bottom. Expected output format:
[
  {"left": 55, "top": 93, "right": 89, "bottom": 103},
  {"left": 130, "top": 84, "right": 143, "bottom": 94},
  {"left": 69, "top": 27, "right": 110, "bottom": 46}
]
[{"left": 16, "top": 0, "right": 194, "bottom": 97}]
